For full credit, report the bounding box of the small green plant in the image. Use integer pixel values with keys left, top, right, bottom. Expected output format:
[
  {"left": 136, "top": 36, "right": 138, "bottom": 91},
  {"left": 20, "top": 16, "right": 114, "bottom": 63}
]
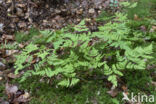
[
  {"left": 0, "top": 41, "right": 18, "bottom": 50},
  {"left": 14, "top": 12, "right": 153, "bottom": 88},
  {"left": 15, "top": 27, "right": 40, "bottom": 43},
  {"left": 120, "top": 0, "right": 156, "bottom": 19}
]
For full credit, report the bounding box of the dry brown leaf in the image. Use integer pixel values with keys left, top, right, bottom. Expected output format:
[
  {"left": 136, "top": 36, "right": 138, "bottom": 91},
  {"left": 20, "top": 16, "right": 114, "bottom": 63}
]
[
  {"left": 5, "top": 50, "right": 18, "bottom": 56},
  {"left": 0, "top": 76, "right": 2, "bottom": 81},
  {"left": 14, "top": 92, "right": 30, "bottom": 103},
  {"left": 2, "top": 34, "right": 14, "bottom": 40},
  {"left": 151, "top": 81, "right": 156, "bottom": 87},
  {"left": 152, "top": 25, "right": 156, "bottom": 30},
  {"left": 134, "top": 14, "right": 139, "bottom": 20},
  {"left": 18, "top": 22, "right": 26, "bottom": 28},
  {"left": 7, "top": 73, "right": 20, "bottom": 79},
  {"left": 16, "top": 3, "right": 26, "bottom": 8},
  {"left": 5, "top": 83, "right": 18, "bottom": 94},
  {"left": 18, "top": 44, "right": 25, "bottom": 48},
  {"left": 149, "top": 26, "right": 156, "bottom": 32},
  {"left": 0, "top": 62, "right": 6, "bottom": 70},
  {"left": 107, "top": 88, "right": 119, "bottom": 97}
]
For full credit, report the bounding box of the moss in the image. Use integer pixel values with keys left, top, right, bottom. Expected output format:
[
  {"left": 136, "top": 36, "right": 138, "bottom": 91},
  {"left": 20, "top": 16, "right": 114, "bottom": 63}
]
[
  {"left": 14, "top": 78, "right": 123, "bottom": 104},
  {"left": 123, "top": 70, "right": 156, "bottom": 104},
  {"left": 127, "top": 0, "right": 153, "bottom": 19}
]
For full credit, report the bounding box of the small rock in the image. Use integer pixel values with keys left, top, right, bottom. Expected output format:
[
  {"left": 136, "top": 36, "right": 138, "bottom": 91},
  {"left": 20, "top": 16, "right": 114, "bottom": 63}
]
[{"left": 89, "top": 8, "right": 95, "bottom": 14}]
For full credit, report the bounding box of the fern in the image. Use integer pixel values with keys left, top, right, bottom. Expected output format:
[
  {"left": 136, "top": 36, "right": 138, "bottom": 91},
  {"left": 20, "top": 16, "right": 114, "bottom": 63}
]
[{"left": 14, "top": 12, "right": 153, "bottom": 87}]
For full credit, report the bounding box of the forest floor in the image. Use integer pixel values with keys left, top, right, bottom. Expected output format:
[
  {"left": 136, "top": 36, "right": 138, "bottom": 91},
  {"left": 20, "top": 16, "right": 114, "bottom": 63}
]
[{"left": 0, "top": 0, "right": 156, "bottom": 104}]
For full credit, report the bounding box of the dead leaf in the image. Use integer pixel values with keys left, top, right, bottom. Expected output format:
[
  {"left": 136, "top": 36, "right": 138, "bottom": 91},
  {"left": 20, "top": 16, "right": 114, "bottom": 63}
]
[
  {"left": 2, "top": 34, "right": 14, "bottom": 40},
  {"left": 152, "top": 25, "right": 156, "bottom": 30},
  {"left": 107, "top": 88, "right": 119, "bottom": 97},
  {"left": 0, "top": 76, "right": 2, "bottom": 81},
  {"left": 140, "top": 25, "right": 146, "bottom": 32},
  {"left": 149, "top": 26, "right": 156, "bottom": 32},
  {"left": 18, "top": 44, "right": 25, "bottom": 48},
  {"left": 0, "top": 62, "right": 6, "bottom": 70},
  {"left": 122, "top": 85, "right": 127, "bottom": 91},
  {"left": 14, "top": 92, "right": 30, "bottom": 103},
  {"left": 134, "top": 14, "right": 139, "bottom": 20},
  {"left": 16, "top": 3, "right": 26, "bottom": 8},
  {"left": 89, "top": 8, "right": 95, "bottom": 14},
  {"left": 151, "top": 81, "right": 156, "bottom": 87},
  {"left": 5, "top": 83, "right": 18, "bottom": 94},
  {"left": 5, "top": 50, "right": 18, "bottom": 56},
  {"left": 7, "top": 73, "right": 20, "bottom": 79},
  {"left": 18, "top": 22, "right": 27, "bottom": 28}
]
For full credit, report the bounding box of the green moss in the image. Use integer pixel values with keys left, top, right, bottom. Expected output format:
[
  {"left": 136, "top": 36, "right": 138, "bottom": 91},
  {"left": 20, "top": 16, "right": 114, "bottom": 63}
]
[
  {"left": 126, "top": 0, "right": 156, "bottom": 19},
  {"left": 15, "top": 78, "right": 123, "bottom": 104}
]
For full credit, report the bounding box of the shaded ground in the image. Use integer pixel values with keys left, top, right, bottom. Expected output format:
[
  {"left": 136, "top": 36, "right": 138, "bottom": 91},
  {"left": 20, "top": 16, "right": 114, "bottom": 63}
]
[{"left": 0, "top": 0, "right": 114, "bottom": 36}]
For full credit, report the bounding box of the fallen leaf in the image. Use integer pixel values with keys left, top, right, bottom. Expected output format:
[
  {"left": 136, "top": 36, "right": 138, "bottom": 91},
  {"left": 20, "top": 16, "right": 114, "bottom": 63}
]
[
  {"left": 89, "top": 8, "right": 95, "bottom": 14},
  {"left": 151, "top": 81, "right": 156, "bottom": 87},
  {"left": 7, "top": 73, "right": 20, "bottom": 79},
  {"left": 14, "top": 92, "right": 30, "bottom": 103},
  {"left": 5, "top": 50, "right": 18, "bottom": 56},
  {"left": 134, "top": 14, "right": 139, "bottom": 20},
  {"left": 152, "top": 25, "right": 156, "bottom": 30},
  {"left": 107, "top": 88, "right": 119, "bottom": 97},
  {"left": 0, "top": 76, "right": 2, "bottom": 81},
  {"left": 2, "top": 34, "right": 14, "bottom": 40},
  {"left": 140, "top": 25, "right": 146, "bottom": 32},
  {"left": 5, "top": 83, "right": 18, "bottom": 94},
  {"left": 149, "top": 26, "right": 156, "bottom": 32},
  {"left": 16, "top": 3, "right": 26, "bottom": 8},
  {"left": 122, "top": 85, "right": 127, "bottom": 91},
  {"left": 18, "top": 22, "right": 27, "bottom": 28},
  {"left": 18, "top": 44, "right": 25, "bottom": 48},
  {"left": 0, "top": 62, "right": 6, "bottom": 70}
]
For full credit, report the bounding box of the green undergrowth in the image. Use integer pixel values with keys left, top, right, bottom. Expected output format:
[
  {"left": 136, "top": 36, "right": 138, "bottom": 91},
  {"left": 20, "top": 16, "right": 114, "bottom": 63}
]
[
  {"left": 0, "top": 82, "right": 5, "bottom": 97},
  {"left": 125, "top": 0, "right": 156, "bottom": 19},
  {"left": 14, "top": 12, "right": 154, "bottom": 88},
  {"left": 15, "top": 28, "right": 40, "bottom": 43},
  {"left": 12, "top": 69, "right": 155, "bottom": 104},
  {"left": 3, "top": 1, "right": 155, "bottom": 103}
]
